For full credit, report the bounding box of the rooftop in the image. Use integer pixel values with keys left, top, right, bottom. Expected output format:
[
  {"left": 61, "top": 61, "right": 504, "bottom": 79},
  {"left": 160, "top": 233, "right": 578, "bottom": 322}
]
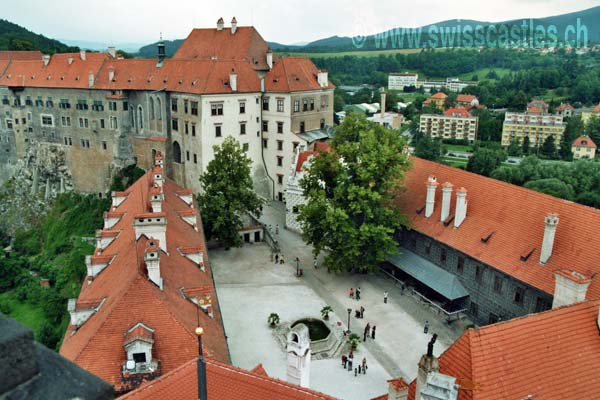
[{"left": 572, "top": 136, "right": 597, "bottom": 148}]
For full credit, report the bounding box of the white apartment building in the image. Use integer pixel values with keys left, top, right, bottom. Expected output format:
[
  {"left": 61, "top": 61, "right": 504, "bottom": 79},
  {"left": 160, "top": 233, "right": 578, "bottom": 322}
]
[{"left": 388, "top": 73, "right": 418, "bottom": 91}]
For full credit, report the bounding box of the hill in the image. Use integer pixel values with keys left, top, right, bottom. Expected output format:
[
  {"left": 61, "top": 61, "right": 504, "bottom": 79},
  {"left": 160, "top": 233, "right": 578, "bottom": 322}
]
[
  {"left": 0, "top": 19, "right": 78, "bottom": 54},
  {"left": 137, "top": 38, "right": 185, "bottom": 58}
]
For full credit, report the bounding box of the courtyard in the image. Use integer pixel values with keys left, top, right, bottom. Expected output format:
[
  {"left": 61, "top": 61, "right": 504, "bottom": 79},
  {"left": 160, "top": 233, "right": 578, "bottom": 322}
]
[{"left": 210, "top": 203, "right": 470, "bottom": 399}]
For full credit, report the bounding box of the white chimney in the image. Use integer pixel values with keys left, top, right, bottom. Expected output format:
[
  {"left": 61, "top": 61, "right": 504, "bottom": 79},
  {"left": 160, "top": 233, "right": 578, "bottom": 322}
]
[
  {"left": 387, "top": 378, "right": 409, "bottom": 400},
  {"left": 153, "top": 166, "right": 164, "bottom": 188},
  {"left": 217, "top": 17, "right": 224, "bottom": 31},
  {"left": 540, "top": 213, "right": 559, "bottom": 264},
  {"left": 108, "top": 67, "right": 115, "bottom": 81},
  {"left": 133, "top": 213, "right": 167, "bottom": 252},
  {"left": 107, "top": 46, "right": 116, "bottom": 58},
  {"left": 266, "top": 50, "right": 273, "bottom": 69},
  {"left": 88, "top": 71, "right": 95, "bottom": 87},
  {"left": 231, "top": 17, "right": 238, "bottom": 34},
  {"left": 425, "top": 175, "right": 438, "bottom": 218},
  {"left": 42, "top": 54, "right": 50, "bottom": 66},
  {"left": 552, "top": 270, "right": 591, "bottom": 309},
  {"left": 317, "top": 70, "right": 328, "bottom": 88},
  {"left": 440, "top": 182, "right": 453, "bottom": 222},
  {"left": 154, "top": 151, "right": 164, "bottom": 167},
  {"left": 150, "top": 185, "right": 164, "bottom": 213},
  {"left": 454, "top": 187, "right": 467, "bottom": 228},
  {"left": 145, "top": 239, "right": 163, "bottom": 289},
  {"left": 380, "top": 88, "right": 387, "bottom": 117},
  {"left": 230, "top": 70, "right": 237, "bottom": 92},
  {"left": 416, "top": 351, "right": 439, "bottom": 399},
  {"left": 80, "top": 50, "right": 86, "bottom": 61},
  {"left": 67, "top": 56, "right": 74, "bottom": 65}
]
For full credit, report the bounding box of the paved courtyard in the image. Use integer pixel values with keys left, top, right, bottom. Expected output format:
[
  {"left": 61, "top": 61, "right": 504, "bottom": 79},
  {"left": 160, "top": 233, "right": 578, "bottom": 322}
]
[{"left": 210, "top": 202, "right": 470, "bottom": 399}]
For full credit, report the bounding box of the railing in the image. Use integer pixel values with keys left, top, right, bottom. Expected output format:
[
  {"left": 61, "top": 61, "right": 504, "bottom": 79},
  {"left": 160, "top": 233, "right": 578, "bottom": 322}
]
[{"left": 122, "top": 359, "right": 159, "bottom": 375}]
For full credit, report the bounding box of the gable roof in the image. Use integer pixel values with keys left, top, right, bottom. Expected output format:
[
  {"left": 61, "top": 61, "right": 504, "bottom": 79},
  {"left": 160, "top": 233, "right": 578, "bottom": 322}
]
[
  {"left": 0, "top": 50, "right": 42, "bottom": 60},
  {"left": 443, "top": 108, "right": 471, "bottom": 117},
  {"left": 572, "top": 136, "right": 597, "bottom": 148},
  {"left": 430, "top": 92, "right": 448, "bottom": 100},
  {"left": 172, "top": 26, "right": 273, "bottom": 71},
  {"left": 120, "top": 357, "right": 336, "bottom": 400},
  {"left": 456, "top": 94, "right": 476, "bottom": 103},
  {"left": 557, "top": 102, "right": 574, "bottom": 111},
  {"left": 408, "top": 299, "right": 600, "bottom": 400},
  {"left": 264, "top": 57, "right": 334, "bottom": 92},
  {"left": 396, "top": 158, "right": 600, "bottom": 298},
  {"left": 59, "top": 169, "right": 229, "bottom": 393}
]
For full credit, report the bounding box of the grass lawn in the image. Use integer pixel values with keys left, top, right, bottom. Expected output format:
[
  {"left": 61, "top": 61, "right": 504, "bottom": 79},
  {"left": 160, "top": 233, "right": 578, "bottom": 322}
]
[
  {"left": 441, "top": 156, "right": 468, "bottom": 168},
  {"left": 0, "top": 290, "right": 46, "bottom": 336},
  {"left": 445, "top": 144, "right": 473, "bottom": 153}
]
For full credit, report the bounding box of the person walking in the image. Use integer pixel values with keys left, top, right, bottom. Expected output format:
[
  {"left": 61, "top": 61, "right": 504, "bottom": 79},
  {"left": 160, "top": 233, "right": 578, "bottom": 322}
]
[
  {"left": 371, "top": 325, "right": 376, "bottom": 340},
  {"left": 275, "top": 253, "right": 279, "bottom": 264},
  {"left": 348, "top": 352, "right": 353, "bottom": 371},
  {"left": 342, "top": 354, "right": 347, "bottom": 369},
  {"left": 313, "top": 257, "right": 318, "bottom": 269},
  {"left": 360, "top": 305, "right": 365, "bottom": 319},
  {"left": 363, "top": 323, "right": 370, "bottom": 342},
  {"left": 362, "top": 357, "right": 367, "bottom": 374},
  {"left": 349, "top": 288, "right": 354, "bottom": 299},
  {"left": 280, "top": 254, "right": 285, "bottom": 264},
  {"left": 275, "top": 224, "right": 279, "bottom": 234},
  {"left": 384, "top": 290, "right": 388, "bottom": 304},
  {"left": 424, "top": 320, "right": 430, "bottom": 334},
  {"left": 356, "top": 287, "right": 361, "bottom": 301}
]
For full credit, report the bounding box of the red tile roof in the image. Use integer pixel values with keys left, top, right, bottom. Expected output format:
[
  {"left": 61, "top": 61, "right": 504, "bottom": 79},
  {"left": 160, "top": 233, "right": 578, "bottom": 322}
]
[
  {"left": 443, "top": 108, "right": 471, "bottom": 117},
  {"left": 456, "top": 94, "right": 476, "bottom": 103},
  {"left": 407, "top": 299, "right": 600, "bottom": 400},
  {"left": 60, "top": 169, "right": 229, "bottom": 393},
  {"left": 593, "top": 104, "right": 600, "bottom": 113},
  {"left": 527, "top": 106, "right": 542, "bottom": 114},
  {"left": 173, "top": 26, "right": 273, "bottom": 71},
  {"left": 430, "top": 92, "right": 448, "bottom": 100},
  {"left": 557, "top": 103, "right": 574, "bottom": 111},
  {"left": 264, "top": 57, "right": 334, "bottom": 92},
  {"left": 0, "top": 51, "right": 42, "bottom": 60},
  {"left": 120, "top": 357, "right": 336, "bottom": 400},
  {"left": 572, "top": 136, "right": 597, "bottom": 148},
  {"left": 397, "top": 158, "right": 600, "bottom": 298},
  {"left": 295, "top": 151, "right": 315, "bottom": 172}
]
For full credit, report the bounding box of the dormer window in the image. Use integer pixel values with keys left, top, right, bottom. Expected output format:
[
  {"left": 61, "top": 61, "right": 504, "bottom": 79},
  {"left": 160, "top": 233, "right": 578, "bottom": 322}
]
[{"left": 122, "top": 322, "right": 158, "bottom": 376}]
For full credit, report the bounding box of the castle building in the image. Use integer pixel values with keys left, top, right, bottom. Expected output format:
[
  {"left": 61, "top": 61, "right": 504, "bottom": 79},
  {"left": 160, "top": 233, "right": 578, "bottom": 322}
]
[
  {"left": 59, "top": 152, "right": 229, "bottom": 394},
  {"left": 0, "top": 18, "right": 334, "bottom": 200},
  {"left": 501, "top": 111, "right": 564, "bottom": 148}
]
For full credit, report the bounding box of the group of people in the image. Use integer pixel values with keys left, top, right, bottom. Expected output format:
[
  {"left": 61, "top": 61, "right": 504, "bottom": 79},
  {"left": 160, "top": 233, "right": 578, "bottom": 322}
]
[
  {"left": 272, "top": 253, "right": 285, "bottom": 264},
  {"left": 341, "top": 351, "right": 368, "bottom": 376}
]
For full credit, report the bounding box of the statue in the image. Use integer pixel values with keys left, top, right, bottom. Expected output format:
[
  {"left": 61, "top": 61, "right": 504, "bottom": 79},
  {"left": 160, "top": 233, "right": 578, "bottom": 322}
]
[{"left": 427, "top": 333, "right": 438, "bottom": 357}]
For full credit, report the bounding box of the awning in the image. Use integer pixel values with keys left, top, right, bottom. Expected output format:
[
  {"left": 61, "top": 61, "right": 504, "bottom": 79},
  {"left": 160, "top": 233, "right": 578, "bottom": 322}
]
[
  {"left": 387, "top": 248, "right": 469, "bottom": 301},
  {"left": 297, "top": 127, "right": 334, "bottom": 143}
]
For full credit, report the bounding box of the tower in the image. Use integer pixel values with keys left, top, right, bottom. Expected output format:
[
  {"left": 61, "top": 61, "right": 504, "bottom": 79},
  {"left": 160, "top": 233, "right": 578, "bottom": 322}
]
[{"left": 286, "top": 323, "right": 311, "bottom": 388}]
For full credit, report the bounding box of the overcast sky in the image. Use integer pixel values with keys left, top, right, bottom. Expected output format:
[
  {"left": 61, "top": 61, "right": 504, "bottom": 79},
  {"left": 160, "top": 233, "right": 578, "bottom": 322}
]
[{"left": 5, "top": 0, "right": 599, "bottom": 46}]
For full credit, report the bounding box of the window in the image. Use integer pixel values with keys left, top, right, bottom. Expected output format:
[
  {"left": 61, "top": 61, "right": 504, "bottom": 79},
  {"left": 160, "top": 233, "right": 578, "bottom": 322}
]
[
  {"left": 171, "top": 98, "right": 178, "bottom": 112},
  {"left": 133, "top": 353, "right": 147, "bottom": 363},
  {"left": 102, "top": 141, "right": 107, "bottom": 150},
  {"left": 172, "top": 119, "right": 179, "bottom": 131},
  {"left": 321, "top": 95, "right": 329, "bottom": 109},
  {"left": 149, "top": 97, "right": 155, "bottom": 119},
  {"left": 35, "top": 97, "right": 43, "bottom": 107},
  {"left": 303, "top": 99, "right": 308, "bottom": 111},
  {"left": 92, "top": 100, "right": 104, "bottom": 111},
  {"left": 475, "top": 265, "right": 483, "bottom": 284},
  {"left": 100, "top": 119, "right": 105, "bottom": 129},
  {"left": 236, "top": 121, "right": 246, "bottom": 135},
  {"left": 534, "top": 297, "right": 550, "bottom": 312},
  {"left": 294, "top": 100, "right": 300, "bottom": 113},
  {"left": 59, "top": 99, "right": 71, "bottom": 109},
  {"left": 137, "top": 106, "right": 143, "bottom": 129},
  {"left": 277, "top": 156, "right": 283, "bottom": 166},
  {"left": 277, "top": 98, "right": 284, "bottom": 112},
  {"left": 191, "top": 124, "right": 196, "bottom": 137},
  {"left": 25, "top": 96, "right": 33, "bottom": 106},
  {"left": 173, "top": 141, "right": 182, "bottom": 163},
  {"left": 40, "top": 115, "right": 53, "bottom": 127},
  {"left": 76, "top": 100, "right": 89, "bottom": 110},
  {"left": 320, "top": 119, "right": 325, "bottom": 129},
  {"left": 156, "top": 98, "right": 162, "bottom": 120},
  {"left": 262, "top": 97, "right": 269, "bottom": 111},
  {"left": 300, "top": 121, "right": 305, "bottom": 133},
  {"left": 186, "top": 151, "right": 190, "bottom": 161},
  {"left": 469, "top": 302, "right": 478, "bottom": 318},
  {"left": 191, "top": 101, "right": 198, "bottom": 116},
  {"left": 310, "top": 98, "right": 315, "bottom": 111},
  {"left": 410, "top": 237, "right": 417, "bottom": 249},
  {"left": 242, "top": 143, "right": 249, "bottom": 152},
  {"left": 277, "top": 122, "right": 283, "bottom": 134},
  {"left": 457, "top": 256, "right": 464, "bottom": 274},
  {"left": 110, "top": 116, "right": 118, "bottom": 130},
  {"left": 123, "top": 101, "right": 129, "bottom": 111},
  {"left": 493, "top": 276, "right": 503, "bottom": 294},
  {"left": 109, "top": 101, "right": 117, "bottom": 111},
  {"left": 2, "top": 96, "right": 9, "bottom": 105},
  {"left": 184, "top": 99, "right": 189, "bottom": 114},
  {"left": 439, "top": 248, "right": 447, "bottom": 264},
  {"left": 211, "top": 103, "right": 223, "bottom": 116},
  {"left": 193, "top": 153, "right": 198, "bottom": 163},
  {"left": 78, "top": 117, "right": 89, "bottom": 128},
  {"left": 215, "top": 125, "right": 222, "bottom": 137},
  {"left": 277, "top": 140, "right": 283, "bottom": 151},
  {"left": 424, "top": 242, "right": 431, "bottom": 255},
  {"left": 80, "top": 139, "right": 90, "bottom": 148},
  {"left": 46, "top": 98, "right": 54, "bottom": 108},
  {"left": 61, "top": 116, "right": 71, "bottom": 127},
  {"left": 262, "top": 121, "right": 268, "bottom": 132},
  {"left": 5, "top": 119, "right": 12, "bottom": 130},
  {"left": 263, "top": 139, "right": 268, "bottom": 148},
  {"left": 239, "top": 102, "right": 246, "bottom": 114},
  {"left": 185, "top": 122, "right": 189, "bottom": 135},
  {"left": 514, "top": 287, "right": 524, "bottom": 305},
  {"left": 293, "top": 142, "right": 299, "bottom": 151},
  {"left": 277, "top": 174, "right": 283, "bottom": 184},
  {"left": 488, "top": 313, "right": 499, "bottom": 324}
]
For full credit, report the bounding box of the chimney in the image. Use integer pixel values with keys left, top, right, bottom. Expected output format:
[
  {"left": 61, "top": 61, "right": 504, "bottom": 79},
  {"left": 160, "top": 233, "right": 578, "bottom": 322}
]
[
  {"left": 107, "top": 46, "right": 116, "bottom": 58},
  {"left": 157, "top": 37, "right": 165, "bottom": 67},
  {"left": 133, "top": 213, "right": 167, "bottom": 252},
  {"left": 217, "top": 17, "right": 224, "bottom": 31},
  {"left": 150, "top": 184, "right": 164, "bottom": 213},
  {"left": 67, "top": 56, "right": 74, "bottom": 65},
  {"left": 88, "top": 71, "right": 95, "bottom": 87},
  {"left": 317, "top": 70, "right": 328, "bottom": 88},
  {"left": 231, "top": 17, "right": 238, "bottom": 34},
  {"left": 196, "top": 327, "right": 208, "bottom": 400},
  {"left": 454, "top": 187, "right": 467, "bottom": 228},
  {"left": 425, "top": 175, "right": 438, "bottom": 218},
  {"left": 229, "top": 69, "right": 237, "bottom": 92},
  {"left": 154, "top": 150, "right": 164, "bottom": 167},
  {"left": 552, "top": 270, "right": 591, "bottom": 308},
  {"left": 440, "top": 182, "right": 453, "bottom": 222},
  {"left": 380, "top": 87, "right": 387, "bottom": 117},
  {"left": 145, "top": 239, "right": 163, "bottom": 289},
  {"left": 387, "top": 378, "right": 409, "bottom": 400},
  {"left": 415, "top": 334, "right": 439, "bottom": 400},
  {"left": 540, "top": 213, "right": 559, "bottom": 264},
  {"left": 153, "top": 166, "right": 164, "bottom": 187},
  {"left": 108, "top": 67, "right": 115, "bottom": 81},
  {"left": 80, "top": 50, "right": 86, "bottom": 61},
  {"left": 266, "top": 50, "right": 273, "bottom": 69},
  {"left": 42, "top": 54, "right": 50, "bottom": 66}
]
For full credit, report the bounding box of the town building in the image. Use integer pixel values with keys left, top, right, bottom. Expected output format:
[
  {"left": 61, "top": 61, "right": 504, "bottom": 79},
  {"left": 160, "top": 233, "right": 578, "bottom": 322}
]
[
  {"left": 555, "top": 102, "right": 575, "bottom": 118},
  {"left": 367, "top": 90, "right": 402, "bottom": 129},
  {"left": 527, "top": 99, "right": 549, "bottom": 114},
  {"left": 419, "top": 109, "right": 478, "bottom": 143},
  {"left": 388, "top": 72, "right": 418, "bottom": 91},
  {"left": 571, "top": 135, "right": 597, "bottom": 159},
  {"left": 59, "top": 152, "right": 230, "bottom": 394},
  {"left": 581, "top": 103, "right": 600, "bottom": 125},
  {"left": 422, "top": 92, "right": 447, "bottom": 109},
  {"left": 0, "top": 18, "right": 334, "bottom": 201},
  {"left": 418, "top": 78, "right": 474, "bottom": 93},
  {"left": 455, "top": 94, "right": 479, "bottom": 108},
  {"left": 501, "top": 111, "right": 564, "bottom": 148}
]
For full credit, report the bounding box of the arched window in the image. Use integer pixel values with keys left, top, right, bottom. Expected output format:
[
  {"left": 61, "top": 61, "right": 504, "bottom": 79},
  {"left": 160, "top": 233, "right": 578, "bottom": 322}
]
[
  {"left": 138, "top": 105, "right": 144, "bottom": 130},
  {"left": 173, "top": 141, "right": 182, "bottom": 164},
  {"left": 156, "top": 97, "right": 162, "bottom": 120},
  {"left": 149, "top": 97, "right": 155, "bottom": 120}
]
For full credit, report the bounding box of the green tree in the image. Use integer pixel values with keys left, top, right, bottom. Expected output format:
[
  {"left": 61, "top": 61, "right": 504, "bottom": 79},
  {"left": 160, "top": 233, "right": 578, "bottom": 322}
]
[
  {"left": 522, "top": 136, "right": 531, "bottom": 155},
  {"left": 560, "top": 116, "right": 583, "bottom": 160},
  {"left": 524, "top": 178, "right": 575, "bottom": 200},
  {"left": 414, "top": 134, "right": 444, "bottom": 161},
  {"left": 585, "top": 114, "right": 600, "bottom": 147},
  {"left": 540, "top": 135, "right": 558, "bottom": 159},
  {"left": 198, "top": 137, "right": 263, "bottom": 248},
  {"left": 298, "top": 113, "right": 410, "bottom": 273},
  {"left": 506, "top": 138, "right": 523, "bottom": 157},
  {"left": 466, "top": 148, "right": 507, "bottom": 177}
]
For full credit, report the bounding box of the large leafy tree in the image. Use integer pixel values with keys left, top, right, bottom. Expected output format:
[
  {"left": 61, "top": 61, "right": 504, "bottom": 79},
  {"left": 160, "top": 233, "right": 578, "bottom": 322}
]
[
  {"left": 466, "top": 148, "right": 507, "bottom": 177},
  {"left": 298, "top": 113, "right": 410, "bottom": 273},
  {"left": 198, "top": 137, "right": 263, "bottom": 248}
]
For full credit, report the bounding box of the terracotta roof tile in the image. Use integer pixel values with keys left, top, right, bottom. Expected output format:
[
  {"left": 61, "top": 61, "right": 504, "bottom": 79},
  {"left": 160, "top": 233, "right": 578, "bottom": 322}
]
[
  {"left": 572, "top": 136, "right": 597, "bottom": 148},
  {"left": 443, "top": 108, "right": 471, "bottom": 117},
  {"left": 457, "top": 94, "right": 476, "bottom": 103},
  {"left": 264, "top": 57, "right": 334, "bottom": 92},
  {"left": 0, "top": 50, "right": 42, "bottom": 60},
  {"left": 430, "top": 92, "right": 448, "bottom": 99}
]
